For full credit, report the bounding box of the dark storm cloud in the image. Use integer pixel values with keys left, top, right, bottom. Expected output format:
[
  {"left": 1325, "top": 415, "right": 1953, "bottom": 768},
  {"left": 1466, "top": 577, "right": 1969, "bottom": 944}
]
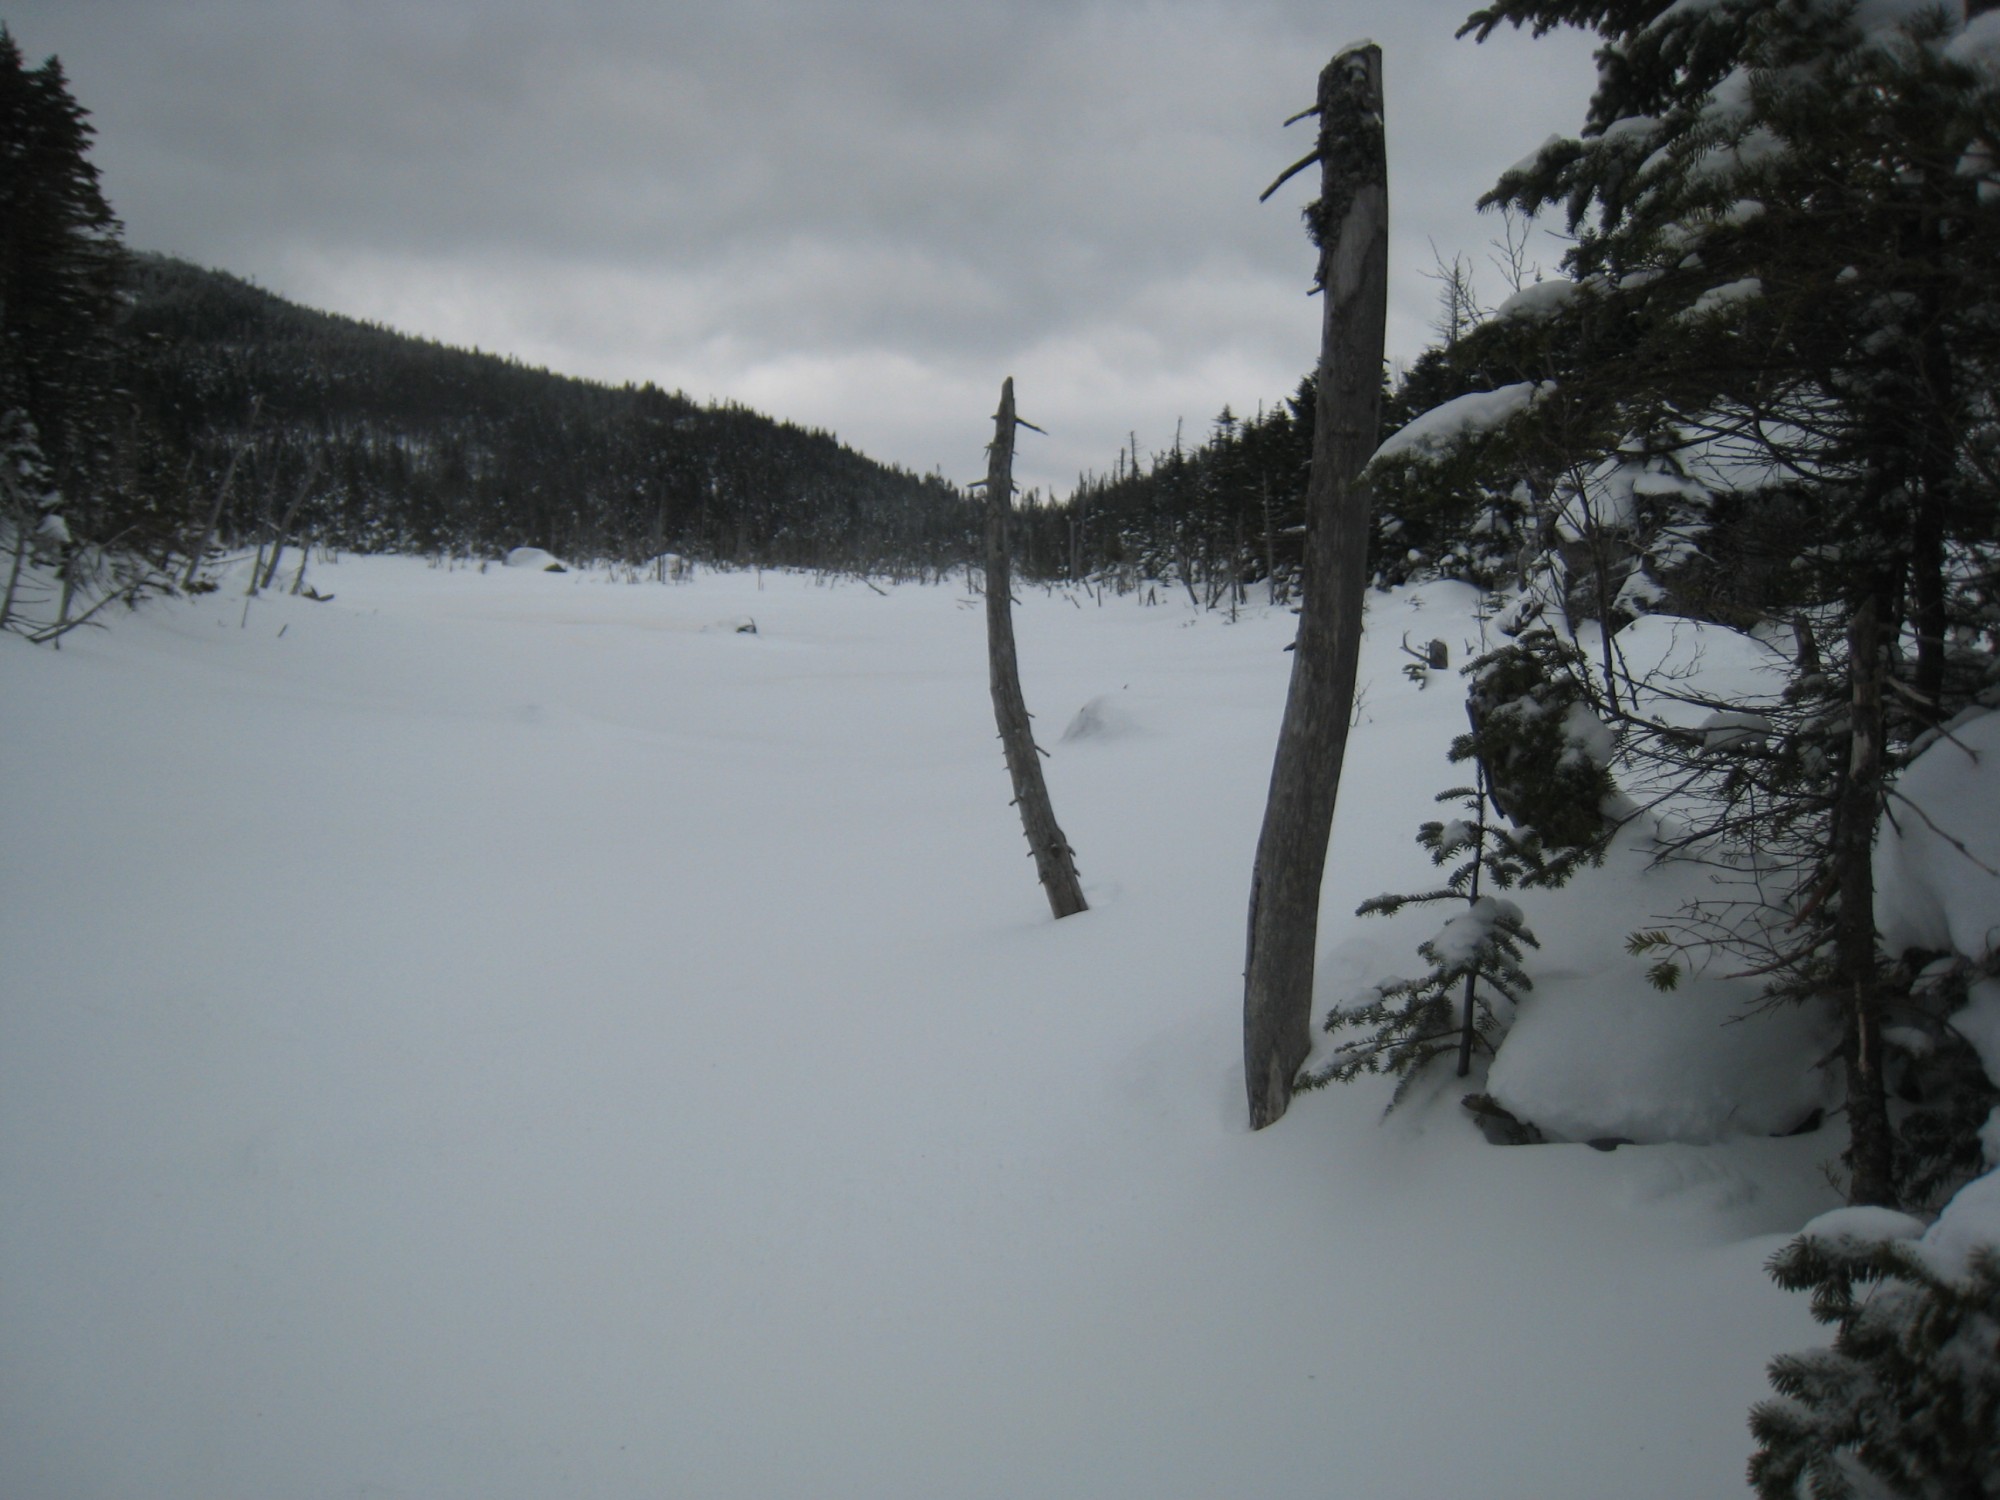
[{"left": 9, "top": 0, "right": 1595, "bottom": 493}]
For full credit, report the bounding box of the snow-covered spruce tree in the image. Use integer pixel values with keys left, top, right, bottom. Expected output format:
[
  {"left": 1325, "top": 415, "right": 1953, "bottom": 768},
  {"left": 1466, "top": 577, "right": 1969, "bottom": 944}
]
[
  {"left": 1301, "top": 782, "right": 1543, "bottom": 1107},
  {"left": 1885, "top": 958, "right": 2000, "bottom": 1215},
  {"left": 1747, "top": 1208, "right": 2000, "bottom": 1498},
  {"left": 1444, "top": 0, "right": 2000, "bottom": 1209},
  {"left": 1303, "top": 618, "right": 1613, "bottom": 1106},
  {"left": 1368, "top": 364, "right": 1555, "bottom": 593},
  {"left": 1458, "top": 621, "right": 1621, "bottom": 861}
]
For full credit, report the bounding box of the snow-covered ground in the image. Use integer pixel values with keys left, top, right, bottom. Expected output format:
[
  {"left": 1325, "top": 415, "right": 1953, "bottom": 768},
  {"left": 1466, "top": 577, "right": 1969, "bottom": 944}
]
[{"left": 2, "top": 557, "right": 1850, "bottom": 1499}]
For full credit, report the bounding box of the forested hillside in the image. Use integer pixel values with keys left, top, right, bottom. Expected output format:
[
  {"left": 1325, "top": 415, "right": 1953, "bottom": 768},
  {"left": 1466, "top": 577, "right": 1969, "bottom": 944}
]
[{"left": 109, "top": 256, "right": 973, "bottom": 573}]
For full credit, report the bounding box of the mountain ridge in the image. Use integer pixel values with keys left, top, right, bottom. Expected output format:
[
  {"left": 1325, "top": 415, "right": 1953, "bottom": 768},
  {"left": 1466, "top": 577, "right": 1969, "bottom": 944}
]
[{"left": 112, "top": 254, "right": 973, "bottom": 573}]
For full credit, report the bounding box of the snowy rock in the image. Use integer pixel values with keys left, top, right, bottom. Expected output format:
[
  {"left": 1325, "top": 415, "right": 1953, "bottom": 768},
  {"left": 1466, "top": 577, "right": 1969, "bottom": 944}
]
[
  {"left": 1486, "top": 978, "right": 1839, "bottom": 1145},
  {"left": 1612, "top": 614, "right": 1790, "bottom": 729}
]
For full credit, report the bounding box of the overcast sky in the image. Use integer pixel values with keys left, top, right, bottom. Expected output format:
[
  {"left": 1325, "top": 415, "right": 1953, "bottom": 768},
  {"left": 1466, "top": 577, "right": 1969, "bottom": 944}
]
[{"left": 12, "top": 1, "right": 1597, "bottom": 496}]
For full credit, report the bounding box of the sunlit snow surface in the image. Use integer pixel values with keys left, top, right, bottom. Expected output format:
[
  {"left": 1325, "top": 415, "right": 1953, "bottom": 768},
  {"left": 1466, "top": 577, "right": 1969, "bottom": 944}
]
[{"left": 1, "top": 559, "right": 1843, "bottom": 1499}]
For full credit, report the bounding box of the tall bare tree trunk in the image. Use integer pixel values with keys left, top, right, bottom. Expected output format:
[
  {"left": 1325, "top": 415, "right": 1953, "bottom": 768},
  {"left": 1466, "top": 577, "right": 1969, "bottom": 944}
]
[
  {"left": 984, "top": 377, "right": 1087, "bottom": 920},
  {"left": 1836, "top": 591, "right": 1897, "bottom": 1207},
  {"left": 1242, "top": 45, "right": 1388, "bottom": 1129}
]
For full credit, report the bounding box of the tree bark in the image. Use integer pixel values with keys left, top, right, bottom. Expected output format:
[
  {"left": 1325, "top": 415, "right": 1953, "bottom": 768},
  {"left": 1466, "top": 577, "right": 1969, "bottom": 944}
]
[
  {"left": 1835, "top": 591, "right": 1898, "bottom": 1208},
  {"left": 984, "top": 377, "right": 1087, "bottom": 920},
  {"left": 1243, "top": 45, "right": 1389, "bottom": 1129}
]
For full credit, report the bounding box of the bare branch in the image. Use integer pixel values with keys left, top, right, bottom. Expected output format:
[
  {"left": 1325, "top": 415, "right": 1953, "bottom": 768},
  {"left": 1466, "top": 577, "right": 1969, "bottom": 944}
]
[{"left": 1259, "top": 150, "right": 1322, "bottom": 203}]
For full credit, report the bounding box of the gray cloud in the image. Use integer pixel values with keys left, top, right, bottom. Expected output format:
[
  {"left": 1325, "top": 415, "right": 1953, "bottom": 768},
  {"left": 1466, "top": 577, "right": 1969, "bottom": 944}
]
[{"left": 15, "top": 0, "right": 1596, "bottom": 494}]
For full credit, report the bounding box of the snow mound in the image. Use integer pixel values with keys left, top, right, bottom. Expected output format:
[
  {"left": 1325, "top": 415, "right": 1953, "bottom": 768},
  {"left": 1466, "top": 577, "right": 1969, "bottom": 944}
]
[
  {"left": 503, "top": 547, "right": 567, "bottom": 572},
  {"left": 1921, "top": 1168, "right": 2000, "bottom": 1281},
  {"left": 1487, "top": 976, "right": 1838, "bottom": 1145},
  {"left": 1611, "top": 613, "right": 1790, "bottom": 726},
  {"left": 1060, "top": 691, "right": 1142, "bottom": 743},
  {"left": 1875, "top": 708, "right": 2000, "bottom": 963}
]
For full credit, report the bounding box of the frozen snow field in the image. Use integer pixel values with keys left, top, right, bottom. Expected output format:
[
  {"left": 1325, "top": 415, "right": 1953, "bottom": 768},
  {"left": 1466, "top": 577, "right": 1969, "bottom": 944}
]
[{"left": 1, "top": 557, "right": 1841, "bottom": 1499}]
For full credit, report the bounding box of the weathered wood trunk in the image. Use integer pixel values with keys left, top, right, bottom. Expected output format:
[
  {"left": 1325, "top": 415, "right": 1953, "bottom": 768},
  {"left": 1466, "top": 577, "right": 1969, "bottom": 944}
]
[
  {"left": 1835, "top": 592, "right": 1897, "bottom": 1207},
  {"left": 1242, "top": 45, "right": 1388, "bottom": 1130},
  {"left": 984, "top": 377, "right": 1087, "bottom": 920}
]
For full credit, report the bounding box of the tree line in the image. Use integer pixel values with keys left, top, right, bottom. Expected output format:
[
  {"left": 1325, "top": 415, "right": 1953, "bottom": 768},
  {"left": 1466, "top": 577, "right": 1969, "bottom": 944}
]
[{"left": 110, "top": 255, "right": 977, "bottom": 576}]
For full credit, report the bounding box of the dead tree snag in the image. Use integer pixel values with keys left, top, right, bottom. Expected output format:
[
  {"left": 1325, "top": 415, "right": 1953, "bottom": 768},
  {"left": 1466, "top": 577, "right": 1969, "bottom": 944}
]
[
  {"left": 983, "top": 377, "right": 1087, "bottom": 920},
  {"left": 1243, "top": 45, "right": 1388, "bottom": 1129}
]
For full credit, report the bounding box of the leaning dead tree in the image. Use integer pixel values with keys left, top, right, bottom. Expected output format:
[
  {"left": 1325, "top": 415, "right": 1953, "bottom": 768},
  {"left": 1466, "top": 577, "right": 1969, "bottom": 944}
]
[
  {"left": 1242, "top": 44, "right": 1389, "bottom": 1129},
  {"left": 982, "top": 377, "right": 1087, "bottom": 919}
]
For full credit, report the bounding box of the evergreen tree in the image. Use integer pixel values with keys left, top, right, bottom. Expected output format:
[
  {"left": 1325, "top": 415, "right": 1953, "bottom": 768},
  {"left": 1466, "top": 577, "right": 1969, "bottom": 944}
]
[
  {"left": 1304, "top": 617, "right": 1611, "bottom": 1106},
  {"left": 1301, "top": 786, "right": 1544, "bottom": 1108},
  {"left": 0, "top": 27, "right": 126, "bottom": 518},
  {"left": 1430, "top": 0, "right": 2000, "bottom": 1209},
  {"left": 1749, "top": 1211, "right": 2000, "bottom": 1497}
]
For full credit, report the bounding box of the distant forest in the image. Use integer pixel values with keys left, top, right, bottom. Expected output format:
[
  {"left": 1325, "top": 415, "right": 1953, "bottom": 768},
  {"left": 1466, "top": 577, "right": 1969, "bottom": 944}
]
[
  {"left": 104, "top": 256, "right": 977, "bottom": 576},
  {"left": 108, "top": 256, "right": 1383, "bottom": 598},
  {"left": 1011, "top": 376, "right": 1438, "bottom": 603}
]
